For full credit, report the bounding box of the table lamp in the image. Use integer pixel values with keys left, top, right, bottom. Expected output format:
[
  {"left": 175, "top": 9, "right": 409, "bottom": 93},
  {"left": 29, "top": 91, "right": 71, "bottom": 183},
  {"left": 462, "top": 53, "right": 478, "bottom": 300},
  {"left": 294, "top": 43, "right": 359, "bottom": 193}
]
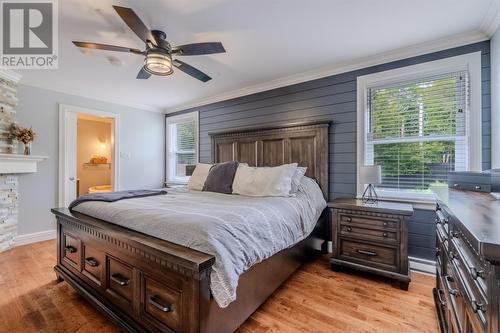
[{"left": 359, "top": 165, "right": 381, "bottom": 204}]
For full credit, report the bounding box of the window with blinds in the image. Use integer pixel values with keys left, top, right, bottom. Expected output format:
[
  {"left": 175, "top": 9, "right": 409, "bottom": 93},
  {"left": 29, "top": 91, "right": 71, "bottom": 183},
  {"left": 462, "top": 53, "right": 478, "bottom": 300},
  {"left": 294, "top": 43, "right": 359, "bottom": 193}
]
[
  {"left": 365, "top": 71, "right": 469, "bottom": 196},
  {"left": 166, "top": 112, "right": 198, "bottom": 183}
]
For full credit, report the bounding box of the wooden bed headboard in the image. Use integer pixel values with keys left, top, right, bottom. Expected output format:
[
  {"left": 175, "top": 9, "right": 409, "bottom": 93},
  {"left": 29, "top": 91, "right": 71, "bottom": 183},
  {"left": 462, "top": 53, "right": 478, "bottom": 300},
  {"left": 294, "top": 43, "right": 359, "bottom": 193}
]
[{"left": 209, "top": 120, "right": 330, "bottom": 199}]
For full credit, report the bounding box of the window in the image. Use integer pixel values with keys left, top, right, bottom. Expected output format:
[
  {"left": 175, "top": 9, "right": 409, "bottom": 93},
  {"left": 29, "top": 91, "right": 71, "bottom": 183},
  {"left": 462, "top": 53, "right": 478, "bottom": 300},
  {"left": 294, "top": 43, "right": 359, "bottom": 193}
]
[
  {"left": 166, "top": 111, "right": 198, "bottom": 184},
  {"left": 357, "top": 53, "right": 482, "bottom": 201}
]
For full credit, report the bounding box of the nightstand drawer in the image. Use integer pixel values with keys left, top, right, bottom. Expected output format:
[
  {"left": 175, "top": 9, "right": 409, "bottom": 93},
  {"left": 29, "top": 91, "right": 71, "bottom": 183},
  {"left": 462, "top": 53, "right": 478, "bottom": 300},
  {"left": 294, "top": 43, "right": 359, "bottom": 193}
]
[
  {"left": 339, "top": 239, "right": 398, "bottom": 271},
  {"left": 340, "top": 225, "right": 398, "bottom": 243},
  {"left": 339, "top": 213, "right": 398, "bottom": 231},
  {"left": 329, "top": 200, "right": 412, "bottom": 290}
]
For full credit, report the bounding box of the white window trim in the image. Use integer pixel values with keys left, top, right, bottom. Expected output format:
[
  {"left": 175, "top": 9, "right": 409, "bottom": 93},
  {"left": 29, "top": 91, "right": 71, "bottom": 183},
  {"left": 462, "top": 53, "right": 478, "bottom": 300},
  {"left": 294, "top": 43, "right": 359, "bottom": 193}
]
[
  {"left": 166, "top": 111, "right": 199, "bottom": 185},
  {"left": 356, "top": 52, "right": 482, "bottom": 202}
]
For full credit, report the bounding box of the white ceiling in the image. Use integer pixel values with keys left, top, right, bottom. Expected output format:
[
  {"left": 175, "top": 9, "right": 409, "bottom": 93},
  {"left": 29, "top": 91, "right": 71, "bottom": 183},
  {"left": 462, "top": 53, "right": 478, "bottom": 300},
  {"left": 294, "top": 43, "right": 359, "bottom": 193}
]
[{"left": 15, "top": 0, "right": 500, "bottom": 113}]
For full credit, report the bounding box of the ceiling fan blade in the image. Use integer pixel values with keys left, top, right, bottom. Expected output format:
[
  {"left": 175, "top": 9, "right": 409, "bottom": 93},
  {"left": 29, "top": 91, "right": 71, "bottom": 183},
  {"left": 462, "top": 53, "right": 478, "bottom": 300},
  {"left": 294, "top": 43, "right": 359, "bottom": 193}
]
[
  {"left": 137, "top": 67, "right": 151, "bottom": 79},
  {"left": 72, "top": 41, "right": 144, "bottom": 54},
  {"left": 112, "top": 5, "right": 157, "bottom": 46},
  {"left": 173, "top": 59, "right": 211, "bottom": 82},
  {"left": 172, "top": 42, "right": 225, "bottom": 55}
]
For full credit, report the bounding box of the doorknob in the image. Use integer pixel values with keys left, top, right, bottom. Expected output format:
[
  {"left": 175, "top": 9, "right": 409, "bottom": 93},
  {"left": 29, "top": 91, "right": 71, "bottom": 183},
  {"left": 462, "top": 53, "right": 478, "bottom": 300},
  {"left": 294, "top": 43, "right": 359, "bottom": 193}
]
[{"left": 69, "top": 177, "right": 75, "bottom": 181}]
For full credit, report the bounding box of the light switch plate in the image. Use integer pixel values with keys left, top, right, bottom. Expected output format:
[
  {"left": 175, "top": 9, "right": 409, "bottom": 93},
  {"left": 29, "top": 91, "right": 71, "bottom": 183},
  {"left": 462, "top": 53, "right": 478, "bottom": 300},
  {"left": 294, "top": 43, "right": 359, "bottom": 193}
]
[{"left": 120, "top": 152, "right": 131, "bottom": 160}]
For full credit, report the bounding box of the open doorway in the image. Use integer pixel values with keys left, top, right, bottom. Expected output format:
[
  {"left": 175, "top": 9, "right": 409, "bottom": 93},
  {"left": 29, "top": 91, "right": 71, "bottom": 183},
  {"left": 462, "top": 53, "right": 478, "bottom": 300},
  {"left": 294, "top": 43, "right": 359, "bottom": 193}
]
[
  {"left": 76, "top": 114, "right": 114, "bottom": 197},
  {"left": 59, "top": 104, "right": 119, "bottom": 207}
]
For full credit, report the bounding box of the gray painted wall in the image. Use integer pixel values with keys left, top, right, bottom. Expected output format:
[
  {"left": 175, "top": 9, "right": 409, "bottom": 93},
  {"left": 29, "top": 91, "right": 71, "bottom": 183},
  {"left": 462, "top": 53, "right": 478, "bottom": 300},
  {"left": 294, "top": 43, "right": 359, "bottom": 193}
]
[
  {"left": 15, "top": 85, "right": 165, "bottom": 236},
  {"left": 170, "top": 41, "right": 491, "bottom": 260}
]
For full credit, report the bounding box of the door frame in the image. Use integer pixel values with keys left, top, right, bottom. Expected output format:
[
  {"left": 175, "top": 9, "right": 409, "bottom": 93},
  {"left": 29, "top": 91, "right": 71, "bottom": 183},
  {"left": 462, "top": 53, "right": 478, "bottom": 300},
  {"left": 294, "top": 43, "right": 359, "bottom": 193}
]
[{"left": 58, "top": 104, "right": 120, "bottom": 207}]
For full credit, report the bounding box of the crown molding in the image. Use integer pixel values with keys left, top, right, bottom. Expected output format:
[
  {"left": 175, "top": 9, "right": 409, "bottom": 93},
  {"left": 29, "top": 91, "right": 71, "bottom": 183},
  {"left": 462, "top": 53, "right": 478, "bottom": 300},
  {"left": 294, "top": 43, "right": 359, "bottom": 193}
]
[
  {"left": 480, "top": 0, "right": 500, "bottom": 36},
  {"left": 164, "top": 30, "right": 488, "bottom": 114},
  {"left": 0, "top": 69, "right": 22, "bottom": 83}
]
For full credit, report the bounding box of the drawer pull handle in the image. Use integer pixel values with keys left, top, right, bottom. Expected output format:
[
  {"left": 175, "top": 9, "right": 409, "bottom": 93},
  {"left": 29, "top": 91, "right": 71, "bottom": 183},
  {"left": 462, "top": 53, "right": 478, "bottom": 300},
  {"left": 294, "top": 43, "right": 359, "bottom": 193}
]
[
  {"left": 472, "top": 300, "right": 485, "bottom": 313},
  {"left": 474, "top": 185, "right": 481, "bottom": 190},
  {"left": 347, "top": 227, "right": 352, "bottom": 232},
  {"left": 345, "top": 217, "right": 352, "bottom": 222},
  {"left": 85, "top": 257, "right": 99, "bottom": 267},
  {"left": 383, "top": 232, "right": 388, "bottom": 237},
  {"left": 65, "top": 245, "right": 77, "bottom": 253},
  {"left": 453, "top": 183, "right": 460, "bottom": 188},
  {"left": 110, "top": 273, "right": 129, "bottom": 286},
  {"left": 451, "top": 231, "right": 460, "bottom": 238},
  {"left": 149, "top": 295, "right": 171, "bottom": 312},
  {"left": 357, "top": 249, "right": 377, "bottom": 256},
  {"left": 449, "top": 288, "right": 459, "bottom": 296},
  {"left": 383, "top": 222, "right": 388, "bottom": 227},
  {"left": 469, "top": 267, "right": 485, "bottom": 280},
  {"left": 436, "top": 288, "right": 446, "bottom": 306}
]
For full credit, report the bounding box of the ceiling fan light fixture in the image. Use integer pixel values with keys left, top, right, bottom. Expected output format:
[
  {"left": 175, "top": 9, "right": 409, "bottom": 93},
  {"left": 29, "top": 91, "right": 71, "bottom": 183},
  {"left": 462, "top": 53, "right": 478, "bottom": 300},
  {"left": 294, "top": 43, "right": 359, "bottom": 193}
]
[{"left": 144, "top": 51, "right": 173, "bottom": 76}]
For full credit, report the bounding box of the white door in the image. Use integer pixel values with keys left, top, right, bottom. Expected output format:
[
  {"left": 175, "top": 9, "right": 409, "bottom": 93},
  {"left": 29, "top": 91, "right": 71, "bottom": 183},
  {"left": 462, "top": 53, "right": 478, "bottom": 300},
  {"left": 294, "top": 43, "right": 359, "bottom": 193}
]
[
  {"left": 58, "top": 104, "right": 120, "bottom": 207},
  {"left": 62, "top": 111, "right": 77, "bottom": 206}
]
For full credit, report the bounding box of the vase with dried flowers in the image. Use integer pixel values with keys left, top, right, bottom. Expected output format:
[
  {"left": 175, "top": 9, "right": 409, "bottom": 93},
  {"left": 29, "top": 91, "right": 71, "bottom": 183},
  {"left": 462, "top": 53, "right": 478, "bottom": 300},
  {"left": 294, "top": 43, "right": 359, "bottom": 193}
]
[{"left": 10, "top": 124, "right": 36, "bottom": 155}]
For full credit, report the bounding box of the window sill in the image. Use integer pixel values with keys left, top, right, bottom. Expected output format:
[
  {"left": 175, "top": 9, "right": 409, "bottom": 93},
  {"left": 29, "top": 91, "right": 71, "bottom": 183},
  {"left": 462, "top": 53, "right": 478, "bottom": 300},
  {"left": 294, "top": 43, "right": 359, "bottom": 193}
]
[
  {"left": 164, "top": 181, "right": 188, "bottom": 187},
  {"left": 356, "top": 195, "right": 436, "bottom": 211}
]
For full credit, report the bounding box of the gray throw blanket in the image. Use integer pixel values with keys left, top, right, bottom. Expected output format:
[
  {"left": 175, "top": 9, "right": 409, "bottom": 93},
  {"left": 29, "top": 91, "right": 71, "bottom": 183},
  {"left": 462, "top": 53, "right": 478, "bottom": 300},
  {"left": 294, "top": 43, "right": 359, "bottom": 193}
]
[{"left": 69, "top": 189, "right": 167, "bottom": 210}]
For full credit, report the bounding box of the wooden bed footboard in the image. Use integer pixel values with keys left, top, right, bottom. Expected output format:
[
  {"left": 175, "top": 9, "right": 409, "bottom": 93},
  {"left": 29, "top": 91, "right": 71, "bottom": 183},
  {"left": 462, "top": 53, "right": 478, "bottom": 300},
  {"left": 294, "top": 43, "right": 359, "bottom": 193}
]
[
  {"left": 52, "top": 208, "right": 326, "bottom": 333},
  {"left": 52, "top": 208, "right": 215, "bottom": 333}
]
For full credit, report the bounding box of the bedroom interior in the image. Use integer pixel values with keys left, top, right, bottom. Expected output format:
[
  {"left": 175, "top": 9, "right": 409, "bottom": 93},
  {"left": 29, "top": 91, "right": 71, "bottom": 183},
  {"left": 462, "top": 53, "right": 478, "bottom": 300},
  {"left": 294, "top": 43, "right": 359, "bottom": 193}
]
[{"left": 0, "top": 0, "right": 500, "bottom": 332}]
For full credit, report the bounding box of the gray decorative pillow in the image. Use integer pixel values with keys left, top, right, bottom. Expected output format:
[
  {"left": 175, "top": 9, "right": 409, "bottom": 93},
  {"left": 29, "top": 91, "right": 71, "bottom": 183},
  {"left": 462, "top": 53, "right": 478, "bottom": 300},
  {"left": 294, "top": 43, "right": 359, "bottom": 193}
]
[{"left": 202, "top": 161, "right": 239, "bottom": 194}]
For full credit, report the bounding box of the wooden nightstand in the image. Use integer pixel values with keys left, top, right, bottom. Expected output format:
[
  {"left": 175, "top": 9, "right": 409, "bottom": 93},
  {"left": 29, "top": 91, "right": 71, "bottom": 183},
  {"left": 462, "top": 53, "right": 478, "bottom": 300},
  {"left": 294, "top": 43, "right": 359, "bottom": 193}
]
[{"left": 329, "top": 199, "right": 413, "bottom": 290}]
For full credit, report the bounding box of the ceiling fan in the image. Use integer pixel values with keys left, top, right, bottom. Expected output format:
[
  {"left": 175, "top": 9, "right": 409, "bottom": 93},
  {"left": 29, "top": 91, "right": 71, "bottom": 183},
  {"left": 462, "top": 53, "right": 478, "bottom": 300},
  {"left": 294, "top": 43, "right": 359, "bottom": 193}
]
[{"left": 72, "top": 5, "right": 225, "bottom": 82}]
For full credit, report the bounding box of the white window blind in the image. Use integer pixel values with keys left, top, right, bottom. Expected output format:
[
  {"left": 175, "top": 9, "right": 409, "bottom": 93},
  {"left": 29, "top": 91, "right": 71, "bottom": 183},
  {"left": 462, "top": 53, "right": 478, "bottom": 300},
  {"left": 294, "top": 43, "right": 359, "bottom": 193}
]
[
  {"left": 365, "top": 71, "right": 469, "bottom": 197},
  {"left": 166, "top": 112, "right": 198, "bottom": 183}
]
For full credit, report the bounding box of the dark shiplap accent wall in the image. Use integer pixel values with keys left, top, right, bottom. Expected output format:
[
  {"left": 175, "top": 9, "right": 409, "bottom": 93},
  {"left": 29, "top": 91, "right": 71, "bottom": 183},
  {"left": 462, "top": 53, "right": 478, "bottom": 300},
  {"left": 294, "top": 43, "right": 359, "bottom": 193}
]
[{"left": 169, "top": 41, "right": 491, "bottom": 260}]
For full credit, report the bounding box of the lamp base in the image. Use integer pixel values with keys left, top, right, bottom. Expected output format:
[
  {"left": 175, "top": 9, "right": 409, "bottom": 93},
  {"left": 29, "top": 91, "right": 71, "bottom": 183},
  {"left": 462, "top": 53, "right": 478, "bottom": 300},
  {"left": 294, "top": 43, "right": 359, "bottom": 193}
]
[{"left": 361, "top": 184, "right": 378, "bottom": 204}]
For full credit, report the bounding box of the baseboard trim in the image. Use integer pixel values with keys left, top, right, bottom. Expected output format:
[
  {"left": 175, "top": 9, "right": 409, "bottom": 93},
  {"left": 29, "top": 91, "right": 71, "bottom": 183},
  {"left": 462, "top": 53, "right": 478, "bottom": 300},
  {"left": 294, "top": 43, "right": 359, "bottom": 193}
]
[
  {"left": 14, "top": 229, "right": 56, "bottom": 247},
  {"left": 409, "top": 256, "right": 436, "bottom": 275}
]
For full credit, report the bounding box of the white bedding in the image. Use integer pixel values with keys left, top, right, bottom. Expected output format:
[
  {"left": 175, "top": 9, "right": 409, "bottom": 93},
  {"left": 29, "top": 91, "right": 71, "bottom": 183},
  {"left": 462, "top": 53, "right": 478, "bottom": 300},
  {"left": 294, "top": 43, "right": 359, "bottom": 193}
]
[{"left": 72, "top": 176, "right": 326, "bottom": 308}]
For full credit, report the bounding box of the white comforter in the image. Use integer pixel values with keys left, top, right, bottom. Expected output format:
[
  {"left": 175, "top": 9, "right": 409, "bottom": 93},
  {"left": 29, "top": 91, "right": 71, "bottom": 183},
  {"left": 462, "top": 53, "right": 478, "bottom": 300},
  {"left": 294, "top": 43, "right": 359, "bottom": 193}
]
[{"left": 72, "top": 176, "right": 326, "bottom": 308}]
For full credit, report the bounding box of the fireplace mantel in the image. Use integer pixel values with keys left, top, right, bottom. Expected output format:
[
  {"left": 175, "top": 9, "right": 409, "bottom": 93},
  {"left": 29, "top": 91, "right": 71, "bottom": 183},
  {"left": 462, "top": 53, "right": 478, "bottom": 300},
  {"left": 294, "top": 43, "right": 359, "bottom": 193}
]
[{"left": 0, "top": 154, "right": 48, "bottom": 174}]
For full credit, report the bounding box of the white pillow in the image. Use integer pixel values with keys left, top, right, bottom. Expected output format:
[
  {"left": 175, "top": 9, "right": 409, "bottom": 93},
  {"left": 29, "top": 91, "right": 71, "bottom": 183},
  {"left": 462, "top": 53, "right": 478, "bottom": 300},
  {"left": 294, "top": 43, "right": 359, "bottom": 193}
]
[
  {"left": 232, "top": 163, "right": 298, "bottom": 197},
  {"left": 290, "top": 166, "right": 307, "bottom": 194},
  {"left": 187, "top": 163, "right": 213, "bottom": 191}
]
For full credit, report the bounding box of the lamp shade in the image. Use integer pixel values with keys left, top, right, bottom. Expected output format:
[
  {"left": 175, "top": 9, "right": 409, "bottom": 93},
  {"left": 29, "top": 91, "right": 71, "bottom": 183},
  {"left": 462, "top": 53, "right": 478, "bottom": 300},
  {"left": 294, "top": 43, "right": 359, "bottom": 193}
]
[{"left": 359, "top": 165, "right": 381, "bottom": 185}]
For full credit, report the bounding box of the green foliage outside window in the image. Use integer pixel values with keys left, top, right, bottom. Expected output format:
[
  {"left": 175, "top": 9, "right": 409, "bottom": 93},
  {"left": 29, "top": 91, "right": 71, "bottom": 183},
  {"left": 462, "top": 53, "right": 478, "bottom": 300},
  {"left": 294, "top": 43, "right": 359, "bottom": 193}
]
[
  {"left": 369, "top": 75, "right": 464, "bottom": 191},
  {"left": 175, "top": 121, "right": 196, "bottom": 174}
]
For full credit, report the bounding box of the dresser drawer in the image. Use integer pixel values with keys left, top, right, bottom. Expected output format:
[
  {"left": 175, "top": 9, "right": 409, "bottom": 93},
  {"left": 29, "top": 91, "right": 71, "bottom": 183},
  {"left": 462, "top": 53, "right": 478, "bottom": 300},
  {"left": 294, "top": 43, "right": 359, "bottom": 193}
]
[
  {"left": 450, "top": 231, "right": 488, "bottom": 298},
  {"left": 339, "top": 213, "right": 398, "bottom": 231},
  {"left": 106, "top": 256, "right": 135, "bottom": 310},
  {"left": 451, "top": 256, "right": 488, "bottom": 331},
  {"left": 340, "top": 225, "right": 397, "bottom": 243},
  {"left": 339, "top": 239, "right": 398, "bottom": 271},
  {"left": 61, "top": 229, "right": 81, "bottom": 271},
  {"left": 140, "top": 275, "right": 182, "bottom": 332},
  {"left": 82, "top": 243, "right": 104, "bottom": 287},
  {"left": 449, "top": 182, "right": 491, "bottom": 193}
]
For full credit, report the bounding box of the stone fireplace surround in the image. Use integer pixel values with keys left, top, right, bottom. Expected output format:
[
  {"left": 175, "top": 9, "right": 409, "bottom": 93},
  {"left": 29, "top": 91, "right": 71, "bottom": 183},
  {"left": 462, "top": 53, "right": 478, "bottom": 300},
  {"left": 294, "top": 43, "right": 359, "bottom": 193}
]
[{"left": 0, "top": 70, "right": 47, "bottom": 251}]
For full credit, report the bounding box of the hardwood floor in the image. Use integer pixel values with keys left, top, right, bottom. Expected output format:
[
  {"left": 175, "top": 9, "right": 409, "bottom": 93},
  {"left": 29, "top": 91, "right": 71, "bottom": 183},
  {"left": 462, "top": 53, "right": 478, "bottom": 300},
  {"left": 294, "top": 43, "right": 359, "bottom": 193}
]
[{"left": 0, "top": 240, "right": 439, "bottom": 333}]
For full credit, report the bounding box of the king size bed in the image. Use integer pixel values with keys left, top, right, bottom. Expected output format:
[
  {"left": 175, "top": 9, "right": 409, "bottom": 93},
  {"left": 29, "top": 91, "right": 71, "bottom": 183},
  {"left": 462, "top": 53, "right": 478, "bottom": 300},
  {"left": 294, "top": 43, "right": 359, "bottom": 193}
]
[{"left": 51, "top": 121, "right": 330, "bottom": 333}]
